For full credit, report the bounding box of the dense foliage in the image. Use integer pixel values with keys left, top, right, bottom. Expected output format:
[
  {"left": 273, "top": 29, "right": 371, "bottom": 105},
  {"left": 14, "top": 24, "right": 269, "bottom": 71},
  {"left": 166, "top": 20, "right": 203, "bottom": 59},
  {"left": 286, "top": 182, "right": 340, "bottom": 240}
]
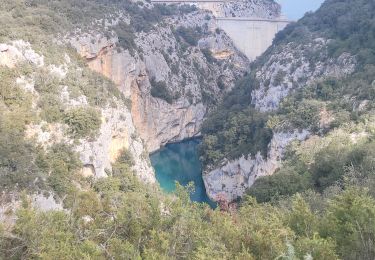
[
  {"left": 1, "top": 0, "right": 375, "bottom": 259},
  {"left": 3, "top": 163, "right": 375, "bottom": 259},
  {"left": 199, "top": 75, "right": 273, "bottom": 167},
  {"left": 150, "top": 78, "right": 178, "bottom": 104},
  {"left": 200, "top": 0, "right": 375, "bottom": 168},
  {"left": 274, "top": 0, "right": 375, "bottom": 66},
  {"left": 174, "top": 26, "right": 204, "bottom": 47}
]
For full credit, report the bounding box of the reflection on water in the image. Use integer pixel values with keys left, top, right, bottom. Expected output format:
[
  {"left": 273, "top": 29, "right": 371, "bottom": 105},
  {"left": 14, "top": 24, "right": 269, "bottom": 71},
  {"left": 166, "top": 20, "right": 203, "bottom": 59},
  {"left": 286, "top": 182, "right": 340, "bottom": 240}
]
[{"left": 150, "top": 139, "right": 216, "bottom": 208}]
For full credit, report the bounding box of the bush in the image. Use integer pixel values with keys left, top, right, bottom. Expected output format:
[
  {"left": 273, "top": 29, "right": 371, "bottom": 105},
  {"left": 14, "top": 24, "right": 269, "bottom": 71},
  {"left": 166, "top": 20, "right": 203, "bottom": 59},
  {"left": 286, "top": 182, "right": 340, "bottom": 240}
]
[
  {"left": 43, "top": 143, "right": 82, "bottom": 196},
  {"left": 175, "top": 26, "right": 203, "bottom": 46},
  {"left": 150, "top": 78, "right": 175, "bottom": 104},
  {"left": 38, "top": 94, "right": 65, "bottom": 123},
  {"left": 114, "top": 22, "right": 137, "bottom": 55},
  {"left": 247, "top": 167, "right": 312, "bottom": 203},
  {"left": 116, "top": 149, "right": 135, "bottom": 168},
  {"left": 200, "top": 107, "right": 273, "bottom": 167},
  {"left": 201, "top": 48, "right": 215, "bottom": 63},
  {"left": 64, "top": 107, "right": 102, "bottom": 139}
]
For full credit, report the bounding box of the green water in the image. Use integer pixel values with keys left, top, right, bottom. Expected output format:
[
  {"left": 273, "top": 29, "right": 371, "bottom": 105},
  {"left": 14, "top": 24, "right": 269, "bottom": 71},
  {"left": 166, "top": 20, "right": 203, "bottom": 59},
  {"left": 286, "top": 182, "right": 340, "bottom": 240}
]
[{"left": 150, "top": 139, "right": 216, "bottom": 207}]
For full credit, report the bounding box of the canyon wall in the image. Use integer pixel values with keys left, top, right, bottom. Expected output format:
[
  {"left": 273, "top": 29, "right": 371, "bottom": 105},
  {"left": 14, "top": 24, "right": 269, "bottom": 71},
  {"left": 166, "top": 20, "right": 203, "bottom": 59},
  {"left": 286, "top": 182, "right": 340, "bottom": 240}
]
[
  {"left": 203, "top": 37, "right": 357, "bottom": 202},
  {"left": 0, "top": 40, "right": 155, "bottom": 183},
  {"left": 66, "top": 5, "right": 257, "bottom": 152},
  {"left": 152, "top": 0, "right": 288, "bottom": 60},
  {"left": 203, "top": 130, "right": 309, "bottom": 202}
]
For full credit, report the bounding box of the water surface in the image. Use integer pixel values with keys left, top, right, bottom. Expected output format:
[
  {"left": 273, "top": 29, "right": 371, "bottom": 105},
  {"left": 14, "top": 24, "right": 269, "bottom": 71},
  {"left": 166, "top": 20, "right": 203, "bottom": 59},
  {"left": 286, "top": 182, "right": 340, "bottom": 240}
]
[{"left": 150, "top": 139, "right": 216, "bottom": 207}]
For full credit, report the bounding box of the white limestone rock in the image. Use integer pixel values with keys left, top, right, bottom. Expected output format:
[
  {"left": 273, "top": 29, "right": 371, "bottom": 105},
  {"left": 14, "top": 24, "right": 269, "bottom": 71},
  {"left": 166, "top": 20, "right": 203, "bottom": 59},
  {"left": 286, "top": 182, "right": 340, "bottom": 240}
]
[
  {"left": 0, "top": 40, "right": 44, "bottom": 68},
  {"left": 4, "top": 41, "right": 156, "bottom": 183},
  {"left": 253, "top": 39, "right": 357, "bottom": 112},
  {"left": 64, "top": 7, "right": 249, "bottom": 152},
  {"left": 203, "top": 130, "right": 310, "bottom": 202},
  {"left": 76, "top": 103, "right": 155, "bottom": 183}
]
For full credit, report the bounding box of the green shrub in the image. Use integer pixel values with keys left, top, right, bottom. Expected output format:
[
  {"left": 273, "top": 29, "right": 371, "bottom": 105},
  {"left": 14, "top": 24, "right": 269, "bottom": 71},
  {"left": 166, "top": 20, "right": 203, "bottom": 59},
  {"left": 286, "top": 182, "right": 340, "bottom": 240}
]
[
  {"left": 150, "top": 78, "right": 175, "bottom": 104},
  {"left": 114, "top": 22, "right": 137, "bottom": 55},
  {"left": 175, "top": 26, "right": 203, "bottom": 46},
  {"left": 201, "top": 48, "right": 215, "bottom": 63},
  {"left": 43, "top": 143, "right": 82, "bottom": 196},
  {"left": 38, "top": 94, "right": 65, "bottom": 123},
  {"left": 200, "top": 107, "right": 272, "bottom": 167},
  {"left": 64, "top": 107, "right": 102, "bottom": 139},
  {"left": 116, "top": 149, "right": 135, "bottom": 167},
  {"left": 247, "top": 167, "right": 312, "bottom": 203},
  {"left": 273, "top": 70, "right": 286, "bottom": 85},
  {"left": 0, "top": 123, "right": 44, "bottom": 192}
]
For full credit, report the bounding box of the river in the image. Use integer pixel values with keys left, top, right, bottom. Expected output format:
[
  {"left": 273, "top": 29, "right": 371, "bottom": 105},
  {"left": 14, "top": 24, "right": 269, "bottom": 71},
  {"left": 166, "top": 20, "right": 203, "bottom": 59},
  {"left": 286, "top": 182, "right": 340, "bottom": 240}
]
[{"left": 150, "top": 139, "right": 216, "bottom": 207}]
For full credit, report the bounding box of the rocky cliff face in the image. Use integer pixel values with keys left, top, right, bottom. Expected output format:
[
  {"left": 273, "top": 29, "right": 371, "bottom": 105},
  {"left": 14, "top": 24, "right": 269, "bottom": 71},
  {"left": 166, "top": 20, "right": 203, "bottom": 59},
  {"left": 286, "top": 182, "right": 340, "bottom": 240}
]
[
  {"left": 203, "top": 35, "right": 357, "bottom": 202},
  {"left": 66, "top": 5, "right": 255, "bottom": 152},
  {"left": 195, "top": 0, "right": 280, "bottom": 18},
  {"left": 253, "top": 39, "right": 356, "bottom": 111},
  {"left": 203, "top": 130, "right": 309, "bottom": 202},
  {"left": 1, "top": 40, "right": 155, "bottom": 182}
]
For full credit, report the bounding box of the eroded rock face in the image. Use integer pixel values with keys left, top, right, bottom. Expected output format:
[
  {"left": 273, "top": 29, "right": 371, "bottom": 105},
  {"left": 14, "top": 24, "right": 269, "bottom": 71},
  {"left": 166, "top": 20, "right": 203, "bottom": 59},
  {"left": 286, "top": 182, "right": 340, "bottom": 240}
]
[
  {"left": 203, "top": 37, "right": 357, "bottom": 202},
  {"left": 66, "top": 8, "right": 250, "bottom": 152},
  {"left": 0, "top": 40, "right": 44, "bottom": 68},
  {"left": 203, "top": 130, "right": 309, "bottom": 202},
  {"left": 0, "top": 193, "right": 64, "bottom": 230},
  {"left": 253, "top": 39, "right": 357, "bottom": 112},
  {"left": 4, "top": 40, "right": 156, "bottom": 183},
  {"left": 76, "top": 104, "right": 155, "bottom": 183},
  {"left": 194, "top": 0, "right": 280, "bottom": 18}
]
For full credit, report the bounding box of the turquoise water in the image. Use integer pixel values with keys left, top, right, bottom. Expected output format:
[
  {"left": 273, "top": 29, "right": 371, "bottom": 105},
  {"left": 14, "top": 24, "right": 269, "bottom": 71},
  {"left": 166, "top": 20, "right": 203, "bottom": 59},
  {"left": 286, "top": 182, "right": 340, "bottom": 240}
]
[
  {"left": 277, "top": 0, "right": 325, "bottom": 20},
  {"left": 150, "top": 139, "right": 216, "bottom": 207}
]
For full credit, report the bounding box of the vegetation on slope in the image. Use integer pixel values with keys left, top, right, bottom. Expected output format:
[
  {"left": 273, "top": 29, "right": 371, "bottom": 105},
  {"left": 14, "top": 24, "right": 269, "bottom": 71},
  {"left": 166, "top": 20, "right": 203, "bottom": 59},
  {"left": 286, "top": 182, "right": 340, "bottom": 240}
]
[
  {"left": 0, "top": 0, "right": 196, "bottom": 58},
  {"left": 274, "top": 0, "right": 375, "bottom": 66},
  {"left": 199, "top": 0, "right": 375, "bottom": 168},
  {"left": 0, "top": 0, "right": 132, "bottom": 203},
  {"left": 1, "top": 0, "right": 375, "bottom": 259},
  {"left": 199, "top": 75, "right": 273, "bottom": 167},
  {"left": 3, "top": 164, "right": 375, "bottom": 259}
]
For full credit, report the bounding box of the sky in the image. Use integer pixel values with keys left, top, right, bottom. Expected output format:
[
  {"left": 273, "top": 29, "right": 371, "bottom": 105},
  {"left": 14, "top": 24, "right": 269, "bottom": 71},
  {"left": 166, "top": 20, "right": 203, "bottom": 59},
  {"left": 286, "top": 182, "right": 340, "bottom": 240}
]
[{"left": 276, "top": 0, "right": 326, "bottom": 20}]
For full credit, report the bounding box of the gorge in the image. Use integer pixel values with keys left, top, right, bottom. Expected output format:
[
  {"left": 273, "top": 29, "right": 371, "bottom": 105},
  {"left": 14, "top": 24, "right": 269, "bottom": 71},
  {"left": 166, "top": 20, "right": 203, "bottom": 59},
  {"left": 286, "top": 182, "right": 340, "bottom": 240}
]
[
  {"left": 64, "top": 0, "right": 288, "bottom": 204},
  {"left": 2, "top": 0, "right": 375, "bottom": 258}
]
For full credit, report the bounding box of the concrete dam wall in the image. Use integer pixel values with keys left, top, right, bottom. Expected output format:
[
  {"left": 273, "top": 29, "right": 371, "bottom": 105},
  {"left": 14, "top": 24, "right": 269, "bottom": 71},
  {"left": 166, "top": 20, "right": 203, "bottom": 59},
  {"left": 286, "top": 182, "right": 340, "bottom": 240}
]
[
  {"left": 217, "top": 17, "right": 289, "bottom": 60},
  {"left": 151, "top": 0, "right": 290, "bottom": 60}
]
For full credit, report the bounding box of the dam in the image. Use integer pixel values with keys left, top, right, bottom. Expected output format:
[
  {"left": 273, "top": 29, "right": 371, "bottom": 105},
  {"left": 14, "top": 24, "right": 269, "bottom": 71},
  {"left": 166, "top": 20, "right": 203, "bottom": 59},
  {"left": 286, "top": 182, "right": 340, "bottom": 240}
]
[
  {"left": 216, "top": 17, "right": 289, "bottom": 60},
  {"left": 151, "top": 0, "right": 291, "bottom": 60}
]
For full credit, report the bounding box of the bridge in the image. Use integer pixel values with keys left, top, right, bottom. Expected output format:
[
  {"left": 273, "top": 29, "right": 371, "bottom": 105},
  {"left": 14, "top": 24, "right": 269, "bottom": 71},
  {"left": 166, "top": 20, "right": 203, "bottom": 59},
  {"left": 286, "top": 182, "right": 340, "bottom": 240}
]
[{"left": 151, "top": 0, "right": 292, "bottom": 60}]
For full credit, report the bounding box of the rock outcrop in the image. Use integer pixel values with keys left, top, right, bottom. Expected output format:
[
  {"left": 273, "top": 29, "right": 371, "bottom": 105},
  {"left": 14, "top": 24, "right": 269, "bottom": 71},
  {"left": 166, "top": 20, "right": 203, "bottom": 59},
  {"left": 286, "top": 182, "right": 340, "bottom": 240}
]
[
  {"left": 4, "top": 40, "right": 155, "bottom": 183},
  {"left": 203, "top": 130, "right": 309, "bottom": 202},
  {"left": 0, "top": 40, "right": 44, "bottom": 68},
  {"left": 203, "top": 36, "right": 357, "bottom": 202},
  {"left": 253, "top": 39, "right": 356, "bottom": 111},
  {"left": 66, "top": 7, "right": 251, "bottom": 152}
]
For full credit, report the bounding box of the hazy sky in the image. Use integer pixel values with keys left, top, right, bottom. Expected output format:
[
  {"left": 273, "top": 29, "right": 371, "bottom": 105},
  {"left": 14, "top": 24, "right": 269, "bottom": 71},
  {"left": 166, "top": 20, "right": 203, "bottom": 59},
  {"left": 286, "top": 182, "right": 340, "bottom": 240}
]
[{"left": 276, "top": 0, "right": 325, "bottom": 20}]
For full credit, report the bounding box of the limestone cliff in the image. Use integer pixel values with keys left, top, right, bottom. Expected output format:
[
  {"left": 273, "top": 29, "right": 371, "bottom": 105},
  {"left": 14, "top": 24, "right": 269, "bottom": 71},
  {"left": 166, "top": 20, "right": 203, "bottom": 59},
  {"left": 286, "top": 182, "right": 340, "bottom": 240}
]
[
  {"left": 193, "top": 0, "right": 280, "bottom": 18},
  {"left": 203, "top": 130, "right": 309, "bottom": 202},
  {"left": 202, "top": 33, "right": 357, "bottom": 202},
  {"left": 66, "top": 6, "right": 254, "bottom": 152},
  {"left": 253, "top": 39, "right": 356, "bottom": 111},
  {"left": 1, "top": 40, "right": 155, "bottom": 183}
]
